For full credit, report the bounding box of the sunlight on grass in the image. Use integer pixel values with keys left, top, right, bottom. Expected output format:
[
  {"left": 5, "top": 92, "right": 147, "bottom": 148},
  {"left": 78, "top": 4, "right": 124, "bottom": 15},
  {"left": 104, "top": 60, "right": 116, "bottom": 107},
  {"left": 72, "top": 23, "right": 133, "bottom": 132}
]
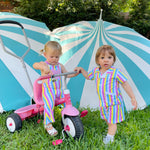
[{"left": 0, "top": 106, "right": 150, "bottom": 149}]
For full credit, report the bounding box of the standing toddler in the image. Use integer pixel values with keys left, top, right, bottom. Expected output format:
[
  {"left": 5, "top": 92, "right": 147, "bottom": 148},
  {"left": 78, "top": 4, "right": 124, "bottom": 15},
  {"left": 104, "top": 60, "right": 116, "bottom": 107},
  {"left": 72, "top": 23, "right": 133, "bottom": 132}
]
[{"left": 75, "top": 45, "right": 137, "bottom": 144}]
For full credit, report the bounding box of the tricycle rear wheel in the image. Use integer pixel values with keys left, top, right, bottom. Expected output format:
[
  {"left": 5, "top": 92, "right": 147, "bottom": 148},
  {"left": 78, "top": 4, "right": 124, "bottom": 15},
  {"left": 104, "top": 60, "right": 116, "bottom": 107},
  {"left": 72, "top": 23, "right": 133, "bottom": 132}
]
[{"left": 6, "top": 113, "right": 22, "bottom": 133}]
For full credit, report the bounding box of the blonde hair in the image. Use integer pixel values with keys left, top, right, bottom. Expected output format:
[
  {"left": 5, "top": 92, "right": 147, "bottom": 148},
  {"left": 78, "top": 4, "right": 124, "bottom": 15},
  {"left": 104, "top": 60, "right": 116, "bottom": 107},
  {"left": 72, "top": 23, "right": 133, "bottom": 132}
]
[
  {"left": 40, "top": 41, "right": 62, "bottom": 55},
  {"left": 95, "top": 45, "right": 116, "bottom": 65}
]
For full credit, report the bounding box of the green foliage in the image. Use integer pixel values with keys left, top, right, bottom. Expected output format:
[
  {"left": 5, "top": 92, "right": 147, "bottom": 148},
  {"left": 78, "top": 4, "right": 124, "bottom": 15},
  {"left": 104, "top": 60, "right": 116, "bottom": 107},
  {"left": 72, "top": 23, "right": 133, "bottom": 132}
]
[
  {"left": 0, "top": 106, "right": 150, "bottom": 149},
  {"left": 13, "top": 0, "right": 126, "bottom": 30},
  {"left": 13, "top": 0, "right": 50, "bottom": 26},
  {"left": 124, "top": 0, "right": 150, "bottom": 38},
  {"left": 12, "top": 0, "right": 150, "bottom": 39}
]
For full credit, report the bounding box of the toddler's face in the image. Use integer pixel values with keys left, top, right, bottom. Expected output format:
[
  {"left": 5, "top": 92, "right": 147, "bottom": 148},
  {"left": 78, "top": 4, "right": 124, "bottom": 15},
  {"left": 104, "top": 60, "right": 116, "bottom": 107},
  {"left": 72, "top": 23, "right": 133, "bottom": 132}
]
[
  {"left": 97, "top": 51, "right": 114, "bottom": 70},
  {"left": 44, "top": 51, "right": 60, "bottom": 65}
]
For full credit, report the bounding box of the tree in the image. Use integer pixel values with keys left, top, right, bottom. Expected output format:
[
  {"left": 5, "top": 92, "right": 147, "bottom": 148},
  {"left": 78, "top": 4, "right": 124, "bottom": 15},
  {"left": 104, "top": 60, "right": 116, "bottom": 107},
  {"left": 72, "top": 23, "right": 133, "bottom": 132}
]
[
  {"left": 13, "top": 0, "right": 150, "bottom": 39},
  {"left": 126, "top": 0, "right": 150, "bottom": 38}
]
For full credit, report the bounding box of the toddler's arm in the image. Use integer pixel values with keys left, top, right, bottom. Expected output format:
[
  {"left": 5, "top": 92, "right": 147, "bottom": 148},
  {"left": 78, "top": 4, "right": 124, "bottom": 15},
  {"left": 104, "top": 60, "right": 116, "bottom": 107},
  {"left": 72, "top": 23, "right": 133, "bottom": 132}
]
[
  {"left": 121, "top": 81, "right": 137, "bottom": 110},
  {"left": 33, "top": 61, "right": 52, "bottom": 76},
  {"left": 75, "top": 67, "right": 89, "bottom": 79},
  {"left": 60, "top": 64, "right": 79, "bottom": 78}
]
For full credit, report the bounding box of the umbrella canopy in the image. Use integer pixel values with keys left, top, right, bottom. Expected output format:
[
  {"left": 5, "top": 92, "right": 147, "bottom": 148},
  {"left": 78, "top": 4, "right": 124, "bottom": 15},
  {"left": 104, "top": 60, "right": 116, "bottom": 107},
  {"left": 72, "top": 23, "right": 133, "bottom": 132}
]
[
  {"left": 0, "top": 12, "right": 50, "bottom": 112},
  {"left": 51, "top": 15, "right": 150, "bottom": 111}
]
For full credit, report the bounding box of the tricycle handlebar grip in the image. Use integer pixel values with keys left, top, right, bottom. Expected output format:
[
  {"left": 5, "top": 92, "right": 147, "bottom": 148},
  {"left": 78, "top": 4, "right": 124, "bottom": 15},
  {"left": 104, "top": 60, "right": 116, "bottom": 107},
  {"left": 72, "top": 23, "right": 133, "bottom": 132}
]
[{"left": 0, "top": 20, "right": 24, "bottom": 29}]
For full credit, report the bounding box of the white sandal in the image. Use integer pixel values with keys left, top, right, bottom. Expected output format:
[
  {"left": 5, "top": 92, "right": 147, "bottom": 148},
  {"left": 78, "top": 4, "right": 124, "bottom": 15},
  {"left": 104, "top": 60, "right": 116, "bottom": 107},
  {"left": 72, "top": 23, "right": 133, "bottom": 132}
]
[{"left": 45, "top": 124, "right": 58, "bottom": 136}]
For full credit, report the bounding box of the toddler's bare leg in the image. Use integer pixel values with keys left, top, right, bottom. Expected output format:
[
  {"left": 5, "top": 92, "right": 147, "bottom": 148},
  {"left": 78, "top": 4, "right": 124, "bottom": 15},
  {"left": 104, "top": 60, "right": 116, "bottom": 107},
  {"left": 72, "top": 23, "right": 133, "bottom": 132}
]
[
  {"left": 108, "top": 123, "right": 117, "bottom": 135},
  {"left": 103, "top": 123, "right": 117, "bottom": 144}
]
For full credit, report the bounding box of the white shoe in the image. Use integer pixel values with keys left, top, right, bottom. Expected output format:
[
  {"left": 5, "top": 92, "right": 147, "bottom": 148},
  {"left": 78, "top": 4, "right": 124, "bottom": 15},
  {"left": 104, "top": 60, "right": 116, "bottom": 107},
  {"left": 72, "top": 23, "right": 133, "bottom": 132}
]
[{"left": 103, "top": 136, "right": 114, "bottom": 144}]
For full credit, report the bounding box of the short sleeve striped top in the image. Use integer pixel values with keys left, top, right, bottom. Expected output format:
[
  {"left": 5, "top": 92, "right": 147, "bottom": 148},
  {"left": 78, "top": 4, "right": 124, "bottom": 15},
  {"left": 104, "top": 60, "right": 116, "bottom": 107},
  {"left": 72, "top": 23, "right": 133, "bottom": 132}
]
[{"left": 88, "top": 66, "right": 128, "bottom": 107}]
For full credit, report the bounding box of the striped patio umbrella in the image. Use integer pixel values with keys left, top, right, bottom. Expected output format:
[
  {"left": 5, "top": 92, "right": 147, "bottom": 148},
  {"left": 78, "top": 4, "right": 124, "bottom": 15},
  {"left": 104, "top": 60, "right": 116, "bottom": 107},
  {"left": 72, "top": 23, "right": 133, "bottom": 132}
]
[
  {"left": 0, "top": 12, "right": 51, "bottom": 112},
  {"left": 51, "top": 12, "right": 150, "bottom": 111}
]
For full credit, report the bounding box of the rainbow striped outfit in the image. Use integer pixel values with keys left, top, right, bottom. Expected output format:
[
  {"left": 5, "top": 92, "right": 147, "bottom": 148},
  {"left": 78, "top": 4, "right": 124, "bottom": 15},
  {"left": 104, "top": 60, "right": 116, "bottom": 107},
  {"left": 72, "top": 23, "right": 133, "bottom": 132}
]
[
  {"left": 88, "top": 66, "right": 127, "bottom": 124},
  {"left": 42, "top": 63, "right": 64, "bottom": 125}
]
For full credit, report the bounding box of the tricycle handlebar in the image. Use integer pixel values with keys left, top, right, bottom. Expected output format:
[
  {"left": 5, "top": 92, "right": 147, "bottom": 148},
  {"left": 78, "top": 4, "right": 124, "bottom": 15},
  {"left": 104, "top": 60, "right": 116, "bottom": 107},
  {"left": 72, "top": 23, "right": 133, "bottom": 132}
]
[
  {"left": 37, "top": 71, "right": 77, "bottom": 81},
  {"left": 52, "top": 71, "right": 77, "bottom": 78}
]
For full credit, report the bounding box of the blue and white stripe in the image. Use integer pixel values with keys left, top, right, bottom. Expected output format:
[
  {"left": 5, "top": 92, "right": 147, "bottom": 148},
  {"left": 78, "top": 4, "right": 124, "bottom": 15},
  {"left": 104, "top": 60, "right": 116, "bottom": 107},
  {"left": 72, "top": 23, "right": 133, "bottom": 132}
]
[
  {"left": 0, "top": 12, "right": 51, "bottom": 111},
  {"left": 51, "top": 19, "right": 150, "bottom": 111}
]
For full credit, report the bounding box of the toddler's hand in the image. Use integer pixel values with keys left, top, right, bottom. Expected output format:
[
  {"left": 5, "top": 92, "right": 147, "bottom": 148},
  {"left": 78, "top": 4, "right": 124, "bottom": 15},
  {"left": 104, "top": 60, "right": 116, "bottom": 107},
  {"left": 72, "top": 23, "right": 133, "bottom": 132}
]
[
  {"left": 41, "top": 62, "right": 53, "bottom": 75},
  {"left": 74, "top": 67, "right": 82, "bottom": 74},
  {"left": 131, "top": 98, "right": 137, "bottom": 110}
]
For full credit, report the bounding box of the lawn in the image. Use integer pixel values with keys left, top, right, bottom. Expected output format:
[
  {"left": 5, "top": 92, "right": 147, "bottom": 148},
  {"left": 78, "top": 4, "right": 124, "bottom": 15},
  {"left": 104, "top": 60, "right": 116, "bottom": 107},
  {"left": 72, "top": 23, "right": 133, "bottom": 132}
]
[{"left": 0, "top": 106, "right": 150, "bottom": 150}]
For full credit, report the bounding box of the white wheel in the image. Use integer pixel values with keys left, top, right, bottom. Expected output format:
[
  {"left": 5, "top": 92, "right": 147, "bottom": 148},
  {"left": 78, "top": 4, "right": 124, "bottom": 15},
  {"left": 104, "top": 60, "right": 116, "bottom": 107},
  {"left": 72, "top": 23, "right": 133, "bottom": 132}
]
[
  {"left": 6, "top": 117, "right": 16, "bottom": 132},
  {"left": 62, "top": 115, "right": 84, "bottom": 139},
  {"left": 64, "top": 117, "right": 76, "bottom": 137},
  {"left": 6, "top": 113, "right": 22, "bottom": 133}
]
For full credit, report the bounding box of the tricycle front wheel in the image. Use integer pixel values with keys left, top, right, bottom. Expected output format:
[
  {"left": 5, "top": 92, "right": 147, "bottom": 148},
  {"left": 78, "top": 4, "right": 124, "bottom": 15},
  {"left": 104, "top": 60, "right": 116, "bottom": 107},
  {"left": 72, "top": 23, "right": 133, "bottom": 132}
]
[
  {"left": 6, "top": 113, "right": 22, "bottom": 133},
  {"left": 62, "top": 115, "right": 84, "bottom": 139}
]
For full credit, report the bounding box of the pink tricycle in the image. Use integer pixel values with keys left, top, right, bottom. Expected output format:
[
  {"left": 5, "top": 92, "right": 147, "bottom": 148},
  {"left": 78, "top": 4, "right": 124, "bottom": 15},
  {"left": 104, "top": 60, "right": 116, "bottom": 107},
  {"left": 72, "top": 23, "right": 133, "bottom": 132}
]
[{"left": 6, "top": 71, "right": 88, "bottom": 142}]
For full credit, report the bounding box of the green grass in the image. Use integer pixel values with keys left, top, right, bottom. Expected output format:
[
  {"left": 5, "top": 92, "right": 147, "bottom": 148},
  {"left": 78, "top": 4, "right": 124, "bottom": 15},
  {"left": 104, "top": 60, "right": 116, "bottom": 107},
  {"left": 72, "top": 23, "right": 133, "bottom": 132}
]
[{"left": 0, "top": 106, "right": 150, "bottom": 150}]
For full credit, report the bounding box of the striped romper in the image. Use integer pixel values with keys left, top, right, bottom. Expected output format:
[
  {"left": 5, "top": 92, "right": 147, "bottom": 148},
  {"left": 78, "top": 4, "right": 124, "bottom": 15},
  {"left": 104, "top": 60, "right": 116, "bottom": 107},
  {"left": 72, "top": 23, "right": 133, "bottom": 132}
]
[
  {"left": 42, "top": 63, "right": 64, "bottom": 125},
  {"left": 88, "top": 66, "right": 128, "bottom": 124}
]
